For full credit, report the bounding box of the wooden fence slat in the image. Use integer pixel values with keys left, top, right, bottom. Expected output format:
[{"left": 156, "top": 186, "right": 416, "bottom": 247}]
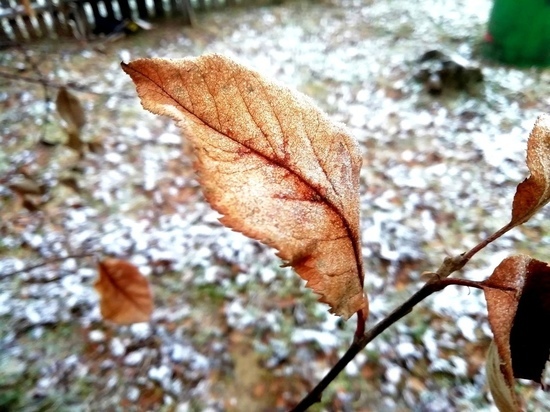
[
  {"left": 0, "top": 17, "right": 12, "bottom": 42},
  {"left": 102, "top": 0, "right": 116, "bottom": 20},
  {"left": 180, "top": 0, "right": 195, "bottom": 25},
  {"left": 169, "top": 0, "right": 178, "bottom": 16},
  {"left": 0, "top": 0, "right": 23, "bottom": 41},
  {"left": 71, "top": 1, "right": 91, "bottom": 38},
  {"left": 135, "top": 0, "right": 149, "bottom": 19},
  {"left": 0, "top": 0, "right": 208, "bottom": 43},
  {"left": 21, "top": 14, "right": 39, "bottom": 39},
  {"left": 59, "top": 2, "right": 77, "bottom": 38},
  {"left": 43, "top": 0, "right": 64, "bottom": 36},
  {"left": 87, "top": 0, "right": 102, "bottom": 23},
  {"left": 116, "top": 0, "right": 132, "bottom": 19},
  {"left": 8, "top": 18, "right": 25, "bottom": 41},
  {"left": 35, "top": 10, "right": 51, "bottom": 37},
  {"left": 153, "top": 0, "right": 164, "bottom": 18}
]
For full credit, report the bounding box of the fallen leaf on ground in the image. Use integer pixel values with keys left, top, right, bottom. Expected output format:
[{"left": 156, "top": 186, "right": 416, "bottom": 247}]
[
  {"left": 56, "top": 87, "right": 86, "bottom": 153},
  {"left": 56, "top": 87, "right": 86, "bottom": 133},
  {"left": 94, "top": 259, "right": 154, "bottom": 324},
  {"left": 9, "top": 178, "right": 45, "bottom": 196}
]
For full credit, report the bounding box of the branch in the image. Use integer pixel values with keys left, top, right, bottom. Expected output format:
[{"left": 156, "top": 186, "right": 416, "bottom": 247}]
[
  {"left": 290, "top": 255, "right": 482, "bottom": 412},
  {"left": 1, "top": 253, "right": 96, "bottom": 279},
  {"left": 0, "top": 68, "right": 134, "bottom": 98},
  {"left": 461, "top": 222, "right": 514, "bottom": 262}
]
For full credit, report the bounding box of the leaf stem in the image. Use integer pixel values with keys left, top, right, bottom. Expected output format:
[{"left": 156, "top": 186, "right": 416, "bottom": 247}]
[
  {"left": 462, "top": 223, "right": 514, "bottom": 262},
  {"left": 354, "top": 307, "right": 367, "bottom": 338},
  {"left": 292, "top": 217, "right": 524, "bottom": 410},
  {"left": 0, "top": 68, "right": 134, "bottom": 98}
]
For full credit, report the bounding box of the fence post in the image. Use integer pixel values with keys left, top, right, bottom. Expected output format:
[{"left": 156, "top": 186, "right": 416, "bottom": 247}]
[
  {"left": 135, "top": 0, "right": 150, "bottom": 19},
  {"left": 0, "top": 0, "right": 25, "bottom": 41},
  {"left": 154, "top": 0, "right": 165, "bottom": 17},
  {"left": 35, "top": 8, "right": 51, "bottom": 37},
  {"left": 117, "top": 0, "right": 133, "bottom": 19},
  {"left": 182, "top": 0, "right": 196, "bottom": 25}
]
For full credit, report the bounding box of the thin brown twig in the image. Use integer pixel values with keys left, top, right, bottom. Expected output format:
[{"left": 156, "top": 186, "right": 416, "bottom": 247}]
[
  {"left": 1, "top": 253, "right": 96, "bottom": 278},
  {"left": 0, "top": 68, "right": 134, "bottom": 99},
  {"left": 290, "top": 250, "right": 493, "bottom": 412},
  {"left": 461, "top": 222, "right": 514, "bottom": 262},
  {"left": 290, "top": 273, "right": 502, "bottom": 412}
]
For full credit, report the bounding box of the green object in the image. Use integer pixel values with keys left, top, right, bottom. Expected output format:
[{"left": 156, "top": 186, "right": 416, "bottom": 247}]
[{"left": 483, "top": 0, "right": 550, "bottom": 67}]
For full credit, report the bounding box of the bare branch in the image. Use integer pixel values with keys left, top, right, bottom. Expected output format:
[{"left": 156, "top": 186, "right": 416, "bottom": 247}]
[{"left": 291, "top": 258, "right": 494, "bottom": 411}]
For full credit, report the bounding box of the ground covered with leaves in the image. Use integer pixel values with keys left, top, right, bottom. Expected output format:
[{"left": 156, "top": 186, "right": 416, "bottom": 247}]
[{"left": 1, "top": 0, "right": 549, "bottom": 410}]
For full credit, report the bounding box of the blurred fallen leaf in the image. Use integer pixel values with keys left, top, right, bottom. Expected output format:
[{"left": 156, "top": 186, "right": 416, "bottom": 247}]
[
  {"left": 22, "top": 198, "right": 40, "bottom": 212},
  {"left": 122, "top": 54, "right": 367, "bottom": 319},
  {"left": 56, "top": 87, "right": 86, "bottom": 133},
  {"left": 94, "top": 259, "right": 154, "bottom": 325},
  {"left": 56, "top": 87, "right": 86, "bottom": 153},
  {"left": 58, "top": 176, "right": 80, "bottom": 193},
  {"left": 9, "top": 178, "right": 46, "bottom": 196},
  {"left": 66, "top": 130, "right": 85, "bottom": 153},
  {"left": 87, "top": 140, "right": 105, "bottom": 154}
]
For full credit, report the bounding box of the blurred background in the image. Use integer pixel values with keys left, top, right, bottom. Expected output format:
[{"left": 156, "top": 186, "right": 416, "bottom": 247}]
[{"left": 0, "top": 0, "right": 549, "bottom": 410}]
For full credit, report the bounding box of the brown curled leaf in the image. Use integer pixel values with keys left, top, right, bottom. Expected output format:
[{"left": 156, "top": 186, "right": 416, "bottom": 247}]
[
  {"left": 56, "top": 87, "right": 86, "bottom": 134},
  {"left": 482, "top": 255, "right": 550, "bottom": 410},
  {"left": 510, "top": 114, "right": 550, "bottom": 227},
  {"left": 94, "top": 259, "right": 154, "bottom": 324},
  {"left": 122, "top": 54, "right": 367, "bottom": 319}
]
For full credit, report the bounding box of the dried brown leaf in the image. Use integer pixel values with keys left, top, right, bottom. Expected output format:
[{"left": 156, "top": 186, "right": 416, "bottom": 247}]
[
  {"left": 122, "top": 54, "right": 367, "bottom": 319},
  {"left": 94, "top": 259, "right": 153, "bottom": 324},
  {"left": 482, "top": 255, "right": 550, "bottom": 410},
  {"left": 9, "top": 178, "right": 45, "bottom": 196},
  {"left": 66, "top": 130, "right": 85, "bottom": 153},
  {"left": 56, "top": 87, "right": 86, "bottom": 134},
  {"left": 486, "top": 340, "right": 519, "bottom": 412},
  {"left": 22, "top": 198, "right": 40, "bottom": 212},
  {"left": 88, "top": 140, "right": 105, "bottom": 154},
  {"left": 59, "top": 176, "right": 80, "bottom": 193},
  {"left": 510, "top": 114, "right": 550, "bottom": 227}
]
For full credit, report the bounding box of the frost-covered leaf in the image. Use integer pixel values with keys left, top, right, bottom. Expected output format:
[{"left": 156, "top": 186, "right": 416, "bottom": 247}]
[
  {"left": 122, "top": 54, "right": 367, "bottom": 319},
  {"left": 94, "top": 259, "right": 153, "bottom": 324},
  {"left": 510, "top": 114, "right": 550, "bottom": 227},
  {"left": 482, "top": 255, "right": 550, "bottom": 410}
]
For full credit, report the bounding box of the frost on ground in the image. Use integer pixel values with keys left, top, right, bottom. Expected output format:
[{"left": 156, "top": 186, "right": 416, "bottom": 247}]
[{"left": 1, "top": 0, "right": 550, "bottom": 410}]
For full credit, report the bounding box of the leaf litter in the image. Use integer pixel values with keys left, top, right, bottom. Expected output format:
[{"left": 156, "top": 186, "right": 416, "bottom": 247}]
[{"left": 1, "top": 0, "right": 550, "bottom": 410}]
